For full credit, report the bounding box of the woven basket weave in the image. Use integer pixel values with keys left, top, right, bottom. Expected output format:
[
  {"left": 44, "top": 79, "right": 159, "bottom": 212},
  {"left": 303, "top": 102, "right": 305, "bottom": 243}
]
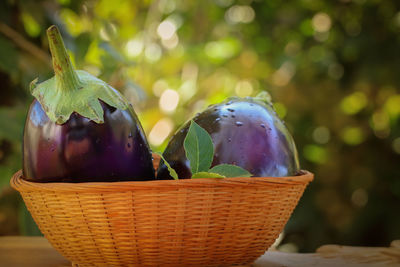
[{"left": 11, "top": 158, "right": 313, "bottom": 267}]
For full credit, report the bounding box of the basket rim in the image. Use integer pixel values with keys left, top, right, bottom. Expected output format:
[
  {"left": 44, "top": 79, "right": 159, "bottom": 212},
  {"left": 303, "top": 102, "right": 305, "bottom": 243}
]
[{"left": 10, "top": 170, "right": 313, "bottom": 193}]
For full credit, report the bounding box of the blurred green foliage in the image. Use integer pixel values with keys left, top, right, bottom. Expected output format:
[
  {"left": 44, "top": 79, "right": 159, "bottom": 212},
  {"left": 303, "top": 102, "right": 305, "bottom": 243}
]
[{"left": 0, "top": 0, "right": 399, "bottom": 252}]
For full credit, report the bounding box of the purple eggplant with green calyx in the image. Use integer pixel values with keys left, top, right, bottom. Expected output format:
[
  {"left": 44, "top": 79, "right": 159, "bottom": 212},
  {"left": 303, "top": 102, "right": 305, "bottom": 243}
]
[
  {"left": 22, "top": 25, "right": 155, "bottom": 182},
  {"left": 157, "top": 93, "right": 300, "bottom": 179}
]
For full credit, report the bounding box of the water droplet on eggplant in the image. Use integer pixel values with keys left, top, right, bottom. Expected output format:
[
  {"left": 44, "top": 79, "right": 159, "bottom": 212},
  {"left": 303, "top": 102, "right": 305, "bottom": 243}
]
[
  {"left": 227, "top": 108, "right": 235, "bottom": 112},
  {"left": 235, "top": 121, "right": 243, "bottom": 126}
]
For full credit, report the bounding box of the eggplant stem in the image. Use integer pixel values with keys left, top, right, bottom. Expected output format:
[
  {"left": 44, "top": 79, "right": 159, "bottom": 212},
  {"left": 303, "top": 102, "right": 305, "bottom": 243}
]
[
  {"left": 47, "top": 25, "right": 81, "bottom": 91},
  {"left": 30, "top": 25, "right": 129, "bottom": 124}
]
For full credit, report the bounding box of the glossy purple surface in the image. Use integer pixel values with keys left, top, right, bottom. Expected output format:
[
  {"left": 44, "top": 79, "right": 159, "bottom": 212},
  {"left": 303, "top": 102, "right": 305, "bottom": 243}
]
[
  {"left": 23, "top": 100, "right": 155, "bottom": 182},
  {"left": 157, "top": 97, "right": 300, "bottom": 179}
]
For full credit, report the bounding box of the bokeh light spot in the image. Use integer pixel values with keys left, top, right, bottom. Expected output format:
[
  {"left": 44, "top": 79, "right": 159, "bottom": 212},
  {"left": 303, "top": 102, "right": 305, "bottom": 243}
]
[
  {"left": 303, "top": 145, "right": 327, "bottom": 164},
  {"left": 351, "top": 188, "right": 368, "bottom": 207},
  {"left": 312, "top": 12, "right": 332, "bottom": 33},
  {"left": 313, "top": 126, "right": 331, "bottom": 144},
  {"left": 300, "top": 19, "right": 314, "bottom": 36},
  {"left": 205, "top": 38, "right": 241, "bottom": 61},
  {"left": 161, "top": 33, "right": 179, "bottom": 49},
  {"left": 21, "top": 12, "right": 41, "bottom": 37},
  {"left": 145, "top": 43, "right": 162, "bottom": 62},
  {"left": 340, "top": 92, "right": 367, "bottom": 115},
  {"left": 157, "top": 20, "right": 177, "bottom": 40},
  {"left": 59, "top": 8, "right": 88, "bottom": 36},
  {"left": 392, "top": 138, "right": 400, "bottom": 154},
  {"left": 272, "top": 62, "right": 296, "bottom": 86},
  {"left": 314, "top": 31, "right": 330, "bottom": 42},
  {"left": 125, "top": 38, "right": 143, "bottom": 58},
  {"left": 225, "top": 5, "right": 255, "bottom": 24},
  {"left": 235, "top": 80, "right": 253, "bottom": 97},
  {"left": 149, "top": 118, "right": 174, "bottom": 146},
  {"left": 341, "top": 127, "right": 365, "bottom": 145},
  {"left": 152, "top": 80, "right": 168, "bottom": 97},
  {"left": 179, "top": 80, "right": 197, "bottom": 101},
  {"left": 395, "top": 12, "right": 400, "bottom": 28},
  {"left": 159, "top": 89, "right": 180, "bottom": 113},
  {"left": 371, "top": 111, "right": 390, "bottom": 138},
  {"left": 384, "top": 94, "right": 400, "bottom": 118}
]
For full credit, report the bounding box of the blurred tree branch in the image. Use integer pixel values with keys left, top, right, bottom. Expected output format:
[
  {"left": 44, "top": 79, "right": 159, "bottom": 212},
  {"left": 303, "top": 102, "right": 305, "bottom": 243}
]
[{"left": 0, "top": 22, "right": 51, "bottom": 67}]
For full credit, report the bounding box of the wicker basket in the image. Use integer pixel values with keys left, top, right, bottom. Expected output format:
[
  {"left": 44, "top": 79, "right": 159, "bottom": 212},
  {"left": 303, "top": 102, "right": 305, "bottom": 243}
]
[{"left": 10, "top": 157, "right": 313, "bottom": 267}]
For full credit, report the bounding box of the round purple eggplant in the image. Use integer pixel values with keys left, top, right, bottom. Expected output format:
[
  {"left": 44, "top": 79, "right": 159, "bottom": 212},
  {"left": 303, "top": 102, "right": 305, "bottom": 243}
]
[
  {"left": 22, "top": 25, "right": 155, "bottom": 182},
  {"left": 157, "top": 96, "right": 300, "bottom": 179}
]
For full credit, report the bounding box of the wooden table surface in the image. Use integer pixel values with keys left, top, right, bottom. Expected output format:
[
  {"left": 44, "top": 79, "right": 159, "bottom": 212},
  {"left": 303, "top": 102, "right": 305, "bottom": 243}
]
[{"left": 0, "top": 236, "right": 399, "bottom": 267}]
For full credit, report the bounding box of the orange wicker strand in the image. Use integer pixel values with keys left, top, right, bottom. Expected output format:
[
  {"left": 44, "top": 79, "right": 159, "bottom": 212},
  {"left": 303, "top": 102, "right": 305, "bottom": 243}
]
[{"left": 11, "top": 165, "right": 313, "bottom": 267}]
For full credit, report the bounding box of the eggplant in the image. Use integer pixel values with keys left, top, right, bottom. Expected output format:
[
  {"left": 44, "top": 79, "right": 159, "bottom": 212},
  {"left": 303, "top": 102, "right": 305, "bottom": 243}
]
[
  {"left": 22, "top": 26, "right": 155, "bottom": 182},
  {"left": 157, "top": 96, "right": 300, "bottom": 179}
]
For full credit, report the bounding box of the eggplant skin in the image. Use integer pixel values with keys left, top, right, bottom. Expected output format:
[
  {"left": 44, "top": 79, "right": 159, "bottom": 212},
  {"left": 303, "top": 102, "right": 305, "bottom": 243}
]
[
  {"left": 157, "top": 97, "right": 300, "bottom": 179},
  {"left": 23, "top": 100, "right": 155, "bottom": 182}
]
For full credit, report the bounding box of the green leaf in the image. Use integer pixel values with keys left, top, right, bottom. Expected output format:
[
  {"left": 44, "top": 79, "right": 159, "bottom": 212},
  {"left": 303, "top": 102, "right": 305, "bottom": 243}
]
[
  {"left": 154, "top": 152, "right": 178, "bottom": 180},
  {"left": 191, "top": 172, "right": 225, "bottom": 179},
  {"left": 184, "top": 121, "right": 214, "bottom": 173},
  {"left": 209, "top": 164, "right": 252, "bottom": 178}
]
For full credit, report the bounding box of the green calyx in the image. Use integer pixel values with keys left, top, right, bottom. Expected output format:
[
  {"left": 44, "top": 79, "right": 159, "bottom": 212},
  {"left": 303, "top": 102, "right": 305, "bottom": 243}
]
[{"left": 30, "top": 25, "right": 128, "bottom": 124}]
